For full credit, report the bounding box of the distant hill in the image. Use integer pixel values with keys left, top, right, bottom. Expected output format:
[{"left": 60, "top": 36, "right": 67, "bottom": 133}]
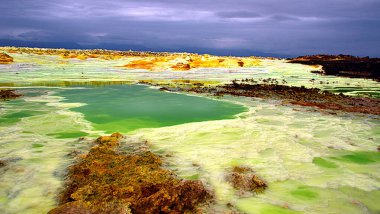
[
  {"left": 158, "top": 47, "right": 292, "bottom": 58},
  {"left": 0, "top": 39, "right": 292, "bottom": 58},
  {"left": 0, "top": 39, "right": 82, "bottom": 49}
]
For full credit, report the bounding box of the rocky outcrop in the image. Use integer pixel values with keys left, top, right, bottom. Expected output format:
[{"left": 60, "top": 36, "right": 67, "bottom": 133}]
[
  {"left": 0, "top": 157, "right": 22, "bottom": 171},
  {"left": 0, "top": 90, "right": 21, "bottom": 100},
  {"left": 225, "top": 166, "right": 267, "bottom": 194},
  {"left": 0, "top": 160, "right": 7, "bottom": 168},
  {"left": 49, "top": 133, "right": 212, "bottom": 214},
  {"left": 288, "top": 55, "right": 380, "bottom": 81}
]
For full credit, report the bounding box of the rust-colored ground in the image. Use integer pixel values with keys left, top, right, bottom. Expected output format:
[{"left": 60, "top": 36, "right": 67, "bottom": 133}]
[
  {"left": 0, "top": 52, "right": 13, "bottom": 64},
  {"left": 49, "top": 133, "right": 212, "bottom": 214}
]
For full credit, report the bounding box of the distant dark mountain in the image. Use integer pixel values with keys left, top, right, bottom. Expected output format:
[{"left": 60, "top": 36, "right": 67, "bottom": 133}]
[
  {"left": 159, "top": 47, "right": 293, "bottom": 58},
  {"left": 0, "top": 39, "right": 82, "bottom": 49},
  {"left": 81, "top": 43, "right": 151, "bottom": 52},
  {"left": 0, "top": 39, "right": 292, "bottom": 58}
]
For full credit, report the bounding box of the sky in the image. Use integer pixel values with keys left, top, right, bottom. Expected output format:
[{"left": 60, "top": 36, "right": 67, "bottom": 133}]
[{"left": 0, "top": 0, "right": 380, "bottom": 57}]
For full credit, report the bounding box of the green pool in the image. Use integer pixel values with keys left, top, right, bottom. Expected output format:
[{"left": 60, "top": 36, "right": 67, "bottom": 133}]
[{"left": 57, "top": 84, "right": 246, "bottom": 133}]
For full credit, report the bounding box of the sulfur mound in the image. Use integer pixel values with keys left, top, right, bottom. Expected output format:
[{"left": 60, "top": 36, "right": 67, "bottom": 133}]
[{"left": 49, "top": 133, "right": 212, "bottom": 214}]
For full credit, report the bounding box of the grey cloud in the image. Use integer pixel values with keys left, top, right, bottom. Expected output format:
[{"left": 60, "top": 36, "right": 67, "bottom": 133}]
[
  {"left": 270, "top": 15, "right": 300, "bottom": 22},
  {"left": 216, "top": 11, "right": 262, "bottom": 18},
  {"left": 0, "top": 0, "right": 379, "bottom": 56}
]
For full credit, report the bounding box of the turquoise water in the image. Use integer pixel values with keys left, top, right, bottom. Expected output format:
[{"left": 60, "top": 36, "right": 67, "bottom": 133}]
[{"left": 58, "top": 84, "right": 246, "bottom": 133}]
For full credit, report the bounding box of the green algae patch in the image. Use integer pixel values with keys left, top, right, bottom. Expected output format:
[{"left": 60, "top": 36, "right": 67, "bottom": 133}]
[
  {"left": 341, "top": 154, "right": 375, "bottom": 164},
  {"left": 32, "top": 143, "right": 44, "bottom": 148},
  {"left": 49, "top": 133, "right": 212, "bottom": 214},
  {"left": 184, "top": 174, "right": 200, "bottom": 180},
  {"left": 339, "top": 187, "right": 380, "bottom": 214},
  {"left": 48, "top": 131, "right": 88, "bottom": 139},
  {"left": 5, "top": 111, "right": 35, "bottom": 119},
  {"left": 334, "top": 151, "right": 380, "bottom": 165},
  {"left": 259, "top": 206, "right": 302, "bottom": 214},
  {"left": 290, "top": 187, "right": 319, "bottom": 200},
  {"left": 58, "top": 84, "right": 246, "bottom": 133},
  {"left": 28, "top": 158, "right": 45, "bottom": 163},
  {"left": 236, "top": 198, "right": 301, "bottom": 214},
  {"left": 230, "top": 158, "right": 263, "bottom": 166},
  {"left": 0, "top": 110, "right": 41, "bottom": 125},
  {"left": 312, "top": 157, "right": 338, "bottom": 168}
]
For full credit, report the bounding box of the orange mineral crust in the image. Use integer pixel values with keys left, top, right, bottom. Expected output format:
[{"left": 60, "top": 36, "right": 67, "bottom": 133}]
[
  {"left": 123, "top": 54, "right": 261, "bottom": 71},
  {"left": 0, "top": 47, "right": 263, "bottom": 70},
  {"left": 49, "top": 133, "right": 212, "bottom": 214},
  {"left": 0, "top": 52, "right": 14, "bottom": 64}
]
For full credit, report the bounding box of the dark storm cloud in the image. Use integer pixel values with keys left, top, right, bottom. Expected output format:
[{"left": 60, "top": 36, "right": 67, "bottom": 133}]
[{"left": 1, "top": 0, "right": 380, "bottom": 56}]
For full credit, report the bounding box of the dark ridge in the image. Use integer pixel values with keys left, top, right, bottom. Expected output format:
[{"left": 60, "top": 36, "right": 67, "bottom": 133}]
[
  {"left": 288, "top": 54, "right": 380, "bottom": 81},
  {"left": 0, "top": 39, "right": 291, "bottom": 58}
]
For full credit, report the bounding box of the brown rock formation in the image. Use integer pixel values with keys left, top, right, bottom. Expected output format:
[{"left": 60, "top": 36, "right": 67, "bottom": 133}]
[
  {"left": 0, "top": 90, "right": 21, "bottom": 100},
  {"left": 0, "top": 52, "right": 13, "bottom": 64},
  {"left": 0, "top": 160, "right": 7, "bottom": 168},
  {"left": 225, "top": 166, "right": 267, "bottom": 194},
  {"left": 49, "top": 133, "right": 212, "bottom": 214}
]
